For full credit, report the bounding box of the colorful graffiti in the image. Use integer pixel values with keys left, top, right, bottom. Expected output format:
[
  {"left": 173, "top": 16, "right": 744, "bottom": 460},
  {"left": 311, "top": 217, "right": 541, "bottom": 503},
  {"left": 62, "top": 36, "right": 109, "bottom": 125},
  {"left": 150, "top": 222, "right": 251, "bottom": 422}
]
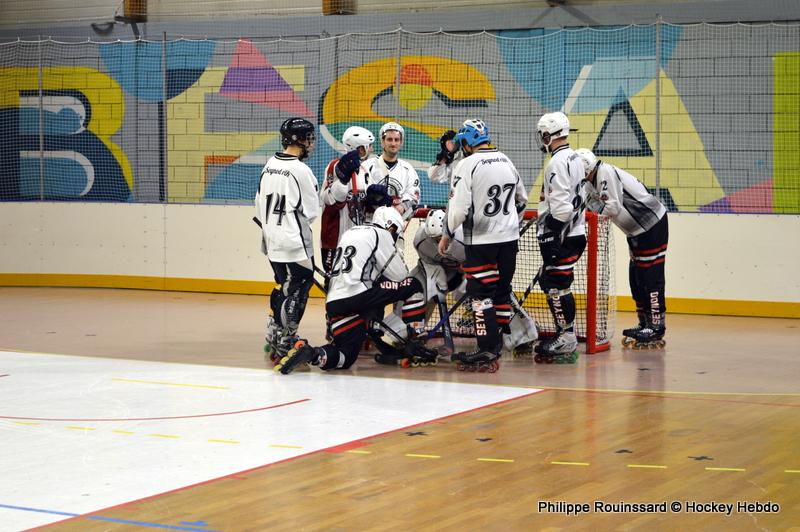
[
  {"left": 1, "top": 26, "right": 798, "bottom": 213},
  {"left": 0, "top": 67, "right": 132, "bottom": 201}
]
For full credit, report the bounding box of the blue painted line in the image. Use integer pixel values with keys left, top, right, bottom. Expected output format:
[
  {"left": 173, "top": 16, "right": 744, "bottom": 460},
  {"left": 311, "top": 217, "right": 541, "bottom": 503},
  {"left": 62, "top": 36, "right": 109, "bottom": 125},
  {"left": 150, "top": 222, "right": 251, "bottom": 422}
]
[{"left": 0, "top": 503, "right": 219, "bottom": 531}]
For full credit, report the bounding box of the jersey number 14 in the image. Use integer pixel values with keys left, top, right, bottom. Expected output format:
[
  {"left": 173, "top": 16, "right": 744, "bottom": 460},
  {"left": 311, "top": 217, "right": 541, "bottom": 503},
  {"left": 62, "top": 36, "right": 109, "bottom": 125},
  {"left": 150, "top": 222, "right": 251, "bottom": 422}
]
[{"left": 264, "top": 193, "right": 287, "bottom": 225}]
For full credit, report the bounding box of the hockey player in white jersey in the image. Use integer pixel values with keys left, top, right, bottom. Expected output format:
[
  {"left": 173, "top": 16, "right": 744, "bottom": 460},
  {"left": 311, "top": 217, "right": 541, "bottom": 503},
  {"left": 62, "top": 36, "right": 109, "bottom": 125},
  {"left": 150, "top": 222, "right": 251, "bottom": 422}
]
[
  {"left": 438, "top": 119, "right": 529, "bottom": 371},
  {"left": 533, "top": 112, "right": 587, "bottom": 363},
  {"left": 576, "top": 148, "right": 668, "bottom": 349},
  {"left": 320, "top": 126, "right": 379, "bottom": 287},
  {"left": 255, "top": 117, "right": 320, "bottom": 363},
  {"left": 275, "top": 206, "right": 425, "bottom": 374},
  {"left": 386, "top": 209, "right": 537, "bottom": 356},
  {"left": 427, "top": 129, "right": 459, "bottom": 186},
  {"left": 362, "top": 122, "right": 422, "bottom": 228}
]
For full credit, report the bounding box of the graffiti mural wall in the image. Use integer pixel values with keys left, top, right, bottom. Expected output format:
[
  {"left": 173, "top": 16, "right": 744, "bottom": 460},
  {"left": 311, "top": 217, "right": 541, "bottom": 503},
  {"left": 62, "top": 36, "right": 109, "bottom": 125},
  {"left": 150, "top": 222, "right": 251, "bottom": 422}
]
[{"left": 1, "top": 24, "right": 798, "bottom": 213}]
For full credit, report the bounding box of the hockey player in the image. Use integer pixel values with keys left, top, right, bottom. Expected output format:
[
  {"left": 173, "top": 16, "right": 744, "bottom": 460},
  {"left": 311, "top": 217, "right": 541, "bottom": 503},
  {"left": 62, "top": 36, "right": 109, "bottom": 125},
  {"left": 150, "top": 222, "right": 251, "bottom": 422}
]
[
  {"left": 275, "top": 206, "right": 424, "bottom": 374},
  {"left": 363, "top": 122, "right": 422, "bottom": 229},
  {"left": 427, "top": 129, "right": 459, "bottom": 186},
  {"left": 255, "top": 117, "right": 320, "bottom": 362},
  {"left": 438, "top": 119, "right": 529, "bottom": 371},
  {"left": 575, "top": 148, "right": 668, "bottom": 348},
  {"left": 386, "top": 209, "right": 537, "bottom": 356},
  {"left": 534, "top": 112, "right": 587, "bottom": 363},
  {"left": 320, "top": 126, "right": 376, "bottom": 286}
]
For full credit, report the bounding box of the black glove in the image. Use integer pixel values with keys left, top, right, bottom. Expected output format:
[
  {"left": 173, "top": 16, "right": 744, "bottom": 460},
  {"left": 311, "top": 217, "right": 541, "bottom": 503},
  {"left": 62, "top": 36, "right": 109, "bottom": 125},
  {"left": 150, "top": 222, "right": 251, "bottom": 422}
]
[
  {"left": 537, "top": 216, "right": 567, "bottom": 261},
  {"left": 434, "top": 130, "right": 457, "bottom": 165},
  {"left": 365, "top": 183, "right": 393, "bottom": 208},
  {"left": 335, "top": 150, "right": 361, "bottom": 184}
]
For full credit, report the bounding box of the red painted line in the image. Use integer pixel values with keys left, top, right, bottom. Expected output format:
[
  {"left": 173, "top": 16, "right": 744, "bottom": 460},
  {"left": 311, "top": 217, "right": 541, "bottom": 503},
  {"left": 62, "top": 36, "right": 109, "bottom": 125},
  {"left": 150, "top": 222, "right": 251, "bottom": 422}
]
[
  {"left": 0, "top": 398, "right": 310, "bottom": 422},
  {"left": 36, "top": 389, "right": 546, "bottom": 529}
]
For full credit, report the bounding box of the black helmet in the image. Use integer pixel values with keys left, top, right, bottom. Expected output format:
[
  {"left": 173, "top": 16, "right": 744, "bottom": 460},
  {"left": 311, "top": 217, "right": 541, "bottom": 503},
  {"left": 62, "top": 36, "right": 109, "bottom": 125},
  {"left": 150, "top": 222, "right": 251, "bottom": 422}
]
[{"left": 280, "top": 118, "right": 315, "bottom": 160}]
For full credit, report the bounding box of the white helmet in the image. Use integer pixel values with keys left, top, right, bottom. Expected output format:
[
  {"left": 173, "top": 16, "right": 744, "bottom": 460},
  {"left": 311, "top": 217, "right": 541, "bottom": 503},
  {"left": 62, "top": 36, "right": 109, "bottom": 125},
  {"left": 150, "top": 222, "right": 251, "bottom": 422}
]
[
  {"left": 372, "top": 206, "right": 404, "bottom": 234},
  {"left": 379, "top": 121, "right": 405, "bottom": 139},
  {"left": 342, "top": 126, "right": 375, "bottom": 154},
  {"left": 536, "top": 112, "right": 570, "bottom": 153},
  {"left": 424, "top": 209, "right": 446, "bottom": 238},
  {"left": 574, "top": 148, "right": 598, "bottom": 177}
]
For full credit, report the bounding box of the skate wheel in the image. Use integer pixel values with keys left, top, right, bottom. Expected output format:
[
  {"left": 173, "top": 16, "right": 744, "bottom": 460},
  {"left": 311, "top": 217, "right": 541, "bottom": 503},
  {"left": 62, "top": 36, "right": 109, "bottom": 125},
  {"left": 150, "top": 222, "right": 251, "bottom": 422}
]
[
  {"left": 488, "top": 361, "right": 500, "bottom": 373},
  {"left": 294, "top": 339, "right": 306, "bottom": 349},
  {"left": 534, "top": 354, "right": 543, "bottom": 364},
  {"left": 456, "top": 363, "right": 466, "bottom": 371},
  {"left": 264, "top": 343, "right": 273, "bottom": 354},
  {"left": 400, "top": 358, "right": 412, "bottom": 369},
  {"left": 621, "top": 337, "right": 634, "bottom": 347}
]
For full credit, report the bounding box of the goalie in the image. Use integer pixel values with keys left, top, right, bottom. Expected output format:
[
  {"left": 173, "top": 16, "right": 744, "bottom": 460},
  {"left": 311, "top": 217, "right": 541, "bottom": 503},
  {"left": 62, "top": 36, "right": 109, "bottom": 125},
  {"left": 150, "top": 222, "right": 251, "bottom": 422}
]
[{"left": 383, "top": 209, "right": 537, "bottom": 357}]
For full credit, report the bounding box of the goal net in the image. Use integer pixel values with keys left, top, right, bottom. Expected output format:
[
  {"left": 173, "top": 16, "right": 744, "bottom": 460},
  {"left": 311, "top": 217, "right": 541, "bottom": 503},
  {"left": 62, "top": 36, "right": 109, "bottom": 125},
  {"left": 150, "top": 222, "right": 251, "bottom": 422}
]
[{"left": 402, "top": 209, "right": 615, "bottom": 354}]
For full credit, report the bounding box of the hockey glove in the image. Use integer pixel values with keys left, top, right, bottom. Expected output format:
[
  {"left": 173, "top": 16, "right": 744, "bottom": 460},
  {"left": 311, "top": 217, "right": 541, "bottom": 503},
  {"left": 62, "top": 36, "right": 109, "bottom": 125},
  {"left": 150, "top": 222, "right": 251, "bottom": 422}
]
[
  {"left": 365, "top": 183, "right": 393, "bottom": 208},
  {"left": 434, "top": 130, "right": 458, "bottom": 165},
  {"left": 335, "top": 150, "right": 361, "bottom": 184},
  {"left": 537, "top": 216, "right": 567, "bottom": 261}
]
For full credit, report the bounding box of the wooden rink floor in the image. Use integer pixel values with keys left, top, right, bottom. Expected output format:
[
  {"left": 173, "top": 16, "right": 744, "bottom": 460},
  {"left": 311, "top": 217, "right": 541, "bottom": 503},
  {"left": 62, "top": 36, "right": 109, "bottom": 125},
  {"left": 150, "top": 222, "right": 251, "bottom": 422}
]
[{"left": 1, "top": 287, "right": 799, "bottom": 531}]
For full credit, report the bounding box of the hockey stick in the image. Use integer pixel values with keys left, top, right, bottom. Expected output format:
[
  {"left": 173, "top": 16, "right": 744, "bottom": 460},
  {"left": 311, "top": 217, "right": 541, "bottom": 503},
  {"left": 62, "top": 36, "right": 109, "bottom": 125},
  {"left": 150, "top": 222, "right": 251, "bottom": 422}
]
[
  {"left": 424, "top": 292, "right": 469, "bottom": 341},
  {"left": 508, "top": 264, "right": 544, "bottom": 325},
  {"left": 433, "top": 294, "right": 455, "bottom": 356}
]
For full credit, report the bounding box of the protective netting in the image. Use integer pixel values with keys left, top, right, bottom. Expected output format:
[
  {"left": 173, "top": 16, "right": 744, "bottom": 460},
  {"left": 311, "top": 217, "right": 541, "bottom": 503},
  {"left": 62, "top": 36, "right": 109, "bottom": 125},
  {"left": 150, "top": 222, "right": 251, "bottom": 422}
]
[
  {"left": 2, "top": 24, "right": 799, "bottom": 212},
  {"left": 402, "top": 210, "right": 616, "bottom": 353}
]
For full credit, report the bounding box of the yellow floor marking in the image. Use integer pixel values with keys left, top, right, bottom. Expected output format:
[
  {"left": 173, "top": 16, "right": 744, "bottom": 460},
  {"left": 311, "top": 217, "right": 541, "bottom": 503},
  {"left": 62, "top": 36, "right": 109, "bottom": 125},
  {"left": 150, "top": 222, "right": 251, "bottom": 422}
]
[
  {"left": 147, "top": 433, "right": 180, "bottom": 439},
  {"left": 551, "top": 461, "right": 590, "bottom": 466},
  {"left": 705, "top": 467, "right": 745, "bottom": 472},
  {"left": 628, "top": 464, "right": 667, "bottom": 469},
  {"left": 12, "top": 421, "right": 39, "bottom": 426},
  {"left": 270, "top": 444, "right": 303, "bottom": 449},
  {"left": 346, "top": 450, "right": 372, "bottom": 455},
  {"left": 112, "top": 430, "right": 134, "bottom": 435},
  {"left": 208, "top": 439, "right": 239, "bottom": 444},
  {"left": 478, "top": 458, "right": 515, "bottom": 463},
  {"left": 784, "top": 469, "right": 800, "bottom": 474},
  {"left": 113, "top": 377, "right": 227, "bottom": 390},
  {"left": 66, "top": 426, "right": 96, "bottom": 431},
  {"left": 406, "top": 454, "right": 441, "bottom": 459}
]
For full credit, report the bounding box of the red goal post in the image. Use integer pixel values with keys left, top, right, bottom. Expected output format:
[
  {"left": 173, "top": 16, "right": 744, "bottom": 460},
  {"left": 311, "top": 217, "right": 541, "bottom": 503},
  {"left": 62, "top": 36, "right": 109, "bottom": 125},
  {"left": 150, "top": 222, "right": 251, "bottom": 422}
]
[{"left": 402, "top": 209, "right": 616, "bottom": 354}]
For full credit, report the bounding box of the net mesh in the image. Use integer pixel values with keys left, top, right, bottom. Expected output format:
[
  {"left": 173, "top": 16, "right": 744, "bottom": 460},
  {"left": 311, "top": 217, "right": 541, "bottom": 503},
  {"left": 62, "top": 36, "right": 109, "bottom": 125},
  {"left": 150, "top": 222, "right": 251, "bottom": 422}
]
[
  {"left": 402, "top": 210, "right": 616, "bottom": 353},
  {"left": 2, "top": 24, "right": 799, "bottom": 212}
]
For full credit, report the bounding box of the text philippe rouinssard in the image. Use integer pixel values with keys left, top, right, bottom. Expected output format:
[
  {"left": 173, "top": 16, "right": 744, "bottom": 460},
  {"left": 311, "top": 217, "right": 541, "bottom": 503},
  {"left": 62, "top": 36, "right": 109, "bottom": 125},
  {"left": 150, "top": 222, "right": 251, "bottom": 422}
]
[{"left": 538, "top": 500, "right": 780, "bottom": 516}]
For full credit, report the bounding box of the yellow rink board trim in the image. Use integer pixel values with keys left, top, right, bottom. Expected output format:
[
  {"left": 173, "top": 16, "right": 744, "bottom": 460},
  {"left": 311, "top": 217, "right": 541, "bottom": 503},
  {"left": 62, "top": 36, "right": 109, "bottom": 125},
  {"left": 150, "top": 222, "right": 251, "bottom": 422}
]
[{"left": 1, "top": 273, "right": 796, "bottom": 318}]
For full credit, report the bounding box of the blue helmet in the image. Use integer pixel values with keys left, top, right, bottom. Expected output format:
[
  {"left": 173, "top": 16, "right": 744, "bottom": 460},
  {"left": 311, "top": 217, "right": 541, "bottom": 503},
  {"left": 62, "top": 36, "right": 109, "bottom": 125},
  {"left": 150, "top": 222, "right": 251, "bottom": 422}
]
[{"left": 455, "top": 119, "right": 490, "bottom": 149}]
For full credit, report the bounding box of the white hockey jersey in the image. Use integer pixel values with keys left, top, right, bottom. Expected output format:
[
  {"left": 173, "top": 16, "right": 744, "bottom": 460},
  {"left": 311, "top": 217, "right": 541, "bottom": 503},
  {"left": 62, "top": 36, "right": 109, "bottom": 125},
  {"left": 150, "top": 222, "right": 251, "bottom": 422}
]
[
  {"left": 327, "top": 225, "right": 409, "bottom": 303},
  {"left": 446, "top": 147, "right": 528, "bottom": 245},
  {"left": 363, "top": 156, "right": 421, "bottom": 221},
  {"left": 255, "top": 152, "right": 319, "bottom": 263},
  {"left": 584, "top": 162, "right": 666, "bottom": 237},
  {"left": 413, "top": 225, "right": 465, "bottom": 267},
  {"left": 537, "top": 144, "right": 586, "bottom": 239},
  {"left": 319, "top": 157, "right": 371, "bottom": 249}
]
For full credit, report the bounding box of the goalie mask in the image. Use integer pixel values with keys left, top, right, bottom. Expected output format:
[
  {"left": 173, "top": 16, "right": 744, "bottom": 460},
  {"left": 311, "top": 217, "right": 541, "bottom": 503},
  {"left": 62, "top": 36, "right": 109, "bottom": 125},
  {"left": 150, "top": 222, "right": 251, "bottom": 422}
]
[
  {"left": 575, "top": 148, "right": 599, "bottom": 178},
  {"left": 342, "top": 126, "right": 375, "bottom": 160},
  {"left": 535, "top": 112, "right": 570, "bottom": 154},
  {"left": 424, "top": 209, "right": 446, "bottom": 239},
  {"left": 280, "top": 117, "right": 315, "bottom": 160},
  {"left": 372, "top": 206, "right": 404, "bottom": 241}
]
